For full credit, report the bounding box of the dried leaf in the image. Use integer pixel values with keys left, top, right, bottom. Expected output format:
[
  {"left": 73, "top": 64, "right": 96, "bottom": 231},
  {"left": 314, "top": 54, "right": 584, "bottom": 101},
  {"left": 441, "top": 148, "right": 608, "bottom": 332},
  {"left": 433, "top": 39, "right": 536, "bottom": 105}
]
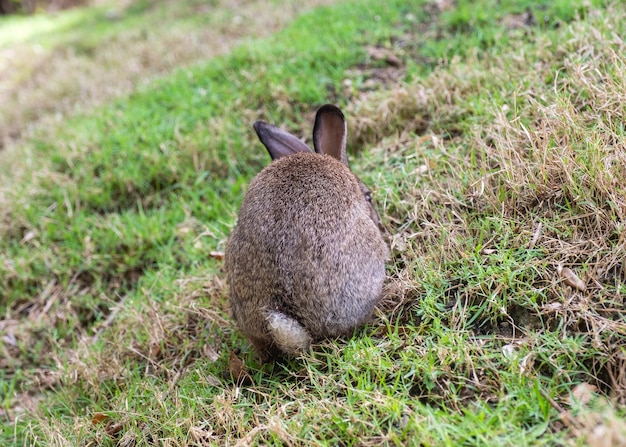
[
  {"left": 205, "top": 373, "right": 222, "bottom": 387},
  {"left": 228, "top": 351, "right": 253, "bottom": 385},
  {"left": 21, "top": 230, "right": 38, "bottom": 244},
  {"left": 203, "top": 344, "right": 221, "bottom": 362},
  {"left": 367, "top": 46, "right": 402, "bottom": 67},
  {"left": 210, "top": 251, "right": 225, "bottom": 260},
  {"left": 105, "top": 420, "right": 124, "bottom": 437},
  {"left": 502, "top": 344, "right": 516, "bottom": 359},
  {"left": 543, "top": 302, "right": 562, "bottom": 311},
  {"left": 558, "top": 266, "right": 587, "bottom": 292},
  {"left": 92, "top": 412, "right": 109, "bottom": 424},
  {"left": 570, "top": 383, "right": 598, "bottom": 406}
]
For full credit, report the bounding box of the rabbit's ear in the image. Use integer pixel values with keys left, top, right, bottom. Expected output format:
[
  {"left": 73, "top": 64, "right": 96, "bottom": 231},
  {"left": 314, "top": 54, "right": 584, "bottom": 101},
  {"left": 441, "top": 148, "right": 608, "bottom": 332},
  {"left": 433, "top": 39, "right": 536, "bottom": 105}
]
[
  {"left": 313, "top": 104, "right": 348, "bottom": 165},
  {"left": 253, "top": 121, "right": 312, "bottom": 160}
]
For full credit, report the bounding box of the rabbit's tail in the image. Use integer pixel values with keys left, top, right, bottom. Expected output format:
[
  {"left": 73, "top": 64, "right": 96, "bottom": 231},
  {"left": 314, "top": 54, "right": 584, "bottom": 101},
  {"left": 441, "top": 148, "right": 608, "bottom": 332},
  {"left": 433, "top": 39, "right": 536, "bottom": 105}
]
[{"left": 265, "top": 310, "right": 312, "bottom": 355}]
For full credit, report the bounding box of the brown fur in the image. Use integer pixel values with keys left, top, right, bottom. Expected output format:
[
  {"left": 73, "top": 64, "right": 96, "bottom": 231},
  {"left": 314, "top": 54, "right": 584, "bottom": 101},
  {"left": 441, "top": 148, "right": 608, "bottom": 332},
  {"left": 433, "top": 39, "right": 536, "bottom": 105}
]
[{"left": 225, "top": 105, "right": 388, "bottom": 362}]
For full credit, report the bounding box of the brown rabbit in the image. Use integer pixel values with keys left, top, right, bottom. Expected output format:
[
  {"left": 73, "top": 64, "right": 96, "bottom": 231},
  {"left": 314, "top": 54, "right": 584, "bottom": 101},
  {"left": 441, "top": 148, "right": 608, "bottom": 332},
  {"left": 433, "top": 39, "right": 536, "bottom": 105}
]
[{"left": 225, "top": 105, "right": 388, "bottom": 362}]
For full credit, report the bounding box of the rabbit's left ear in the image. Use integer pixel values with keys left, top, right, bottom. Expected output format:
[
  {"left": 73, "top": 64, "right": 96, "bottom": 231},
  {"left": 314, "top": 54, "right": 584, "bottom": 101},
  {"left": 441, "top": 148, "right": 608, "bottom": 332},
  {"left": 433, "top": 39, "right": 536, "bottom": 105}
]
[
  {"left": 253, "top": 121, "right": 312, "bottom": 160},
  {"left": 313, "top": 104, "right": 348, "bottom": 166}
]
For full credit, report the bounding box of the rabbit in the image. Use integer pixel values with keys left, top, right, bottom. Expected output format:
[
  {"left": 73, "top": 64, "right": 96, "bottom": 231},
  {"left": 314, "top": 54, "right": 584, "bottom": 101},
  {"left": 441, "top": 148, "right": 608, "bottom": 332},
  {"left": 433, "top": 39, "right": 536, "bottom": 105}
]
[{"left": 225, "top": 104, "right": 389, "bottom": 362}]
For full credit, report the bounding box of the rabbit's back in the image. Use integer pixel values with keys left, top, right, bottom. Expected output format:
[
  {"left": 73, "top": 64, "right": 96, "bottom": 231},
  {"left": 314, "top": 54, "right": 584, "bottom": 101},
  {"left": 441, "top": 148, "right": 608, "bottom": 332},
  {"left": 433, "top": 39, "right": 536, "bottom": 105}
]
[{"left": 226, "top": 152, "right": 387, "bottom": 345}]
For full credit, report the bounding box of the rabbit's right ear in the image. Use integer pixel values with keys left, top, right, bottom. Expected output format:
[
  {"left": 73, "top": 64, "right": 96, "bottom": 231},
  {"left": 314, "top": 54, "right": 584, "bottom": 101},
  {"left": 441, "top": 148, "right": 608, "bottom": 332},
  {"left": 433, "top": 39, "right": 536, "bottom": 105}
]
[
  {"left": 313, "top": 104, "right": 348, "bottom": 166},
  {"left": 253, "top": 121, "right": 312, "bottom": 160}
]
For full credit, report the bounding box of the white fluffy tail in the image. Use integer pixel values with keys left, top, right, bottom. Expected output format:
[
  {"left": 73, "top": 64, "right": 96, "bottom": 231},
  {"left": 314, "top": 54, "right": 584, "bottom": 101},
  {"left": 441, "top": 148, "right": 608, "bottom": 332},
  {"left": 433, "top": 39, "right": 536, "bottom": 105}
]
[{"left": 265, "top": 310, "right": 312, "bottom": 355}]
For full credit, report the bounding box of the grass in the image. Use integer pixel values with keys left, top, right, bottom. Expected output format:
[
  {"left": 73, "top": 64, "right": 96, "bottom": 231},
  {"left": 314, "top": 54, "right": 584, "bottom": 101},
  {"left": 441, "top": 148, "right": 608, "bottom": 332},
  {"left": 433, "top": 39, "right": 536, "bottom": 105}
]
[
  {"left": 0, "top": 0, "right": 339, "bottom": 148},
  {"left": 1, "top": 0, "right": 625, "bottom": 445}
]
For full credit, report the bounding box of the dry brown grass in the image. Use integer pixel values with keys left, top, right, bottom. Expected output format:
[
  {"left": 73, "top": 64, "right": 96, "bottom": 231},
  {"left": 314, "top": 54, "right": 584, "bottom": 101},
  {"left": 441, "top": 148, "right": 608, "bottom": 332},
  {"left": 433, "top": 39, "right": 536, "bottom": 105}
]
[{"left": 346, "top": 3, "right": 626, "bottom": 404}]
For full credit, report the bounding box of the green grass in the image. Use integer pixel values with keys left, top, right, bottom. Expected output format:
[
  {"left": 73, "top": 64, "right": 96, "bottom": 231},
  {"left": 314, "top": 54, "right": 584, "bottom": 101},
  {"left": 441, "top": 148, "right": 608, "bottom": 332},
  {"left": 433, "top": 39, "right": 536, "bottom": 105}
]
[{"left": 1, "top": 0, "right": 626, "bottom": 445}]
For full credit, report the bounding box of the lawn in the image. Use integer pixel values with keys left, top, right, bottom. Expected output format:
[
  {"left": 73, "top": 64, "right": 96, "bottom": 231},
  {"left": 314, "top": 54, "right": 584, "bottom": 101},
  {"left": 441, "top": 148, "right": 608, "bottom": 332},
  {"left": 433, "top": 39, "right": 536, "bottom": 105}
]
[{"left": 1, "top": 0, "right": 625, "bottom": 445}]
